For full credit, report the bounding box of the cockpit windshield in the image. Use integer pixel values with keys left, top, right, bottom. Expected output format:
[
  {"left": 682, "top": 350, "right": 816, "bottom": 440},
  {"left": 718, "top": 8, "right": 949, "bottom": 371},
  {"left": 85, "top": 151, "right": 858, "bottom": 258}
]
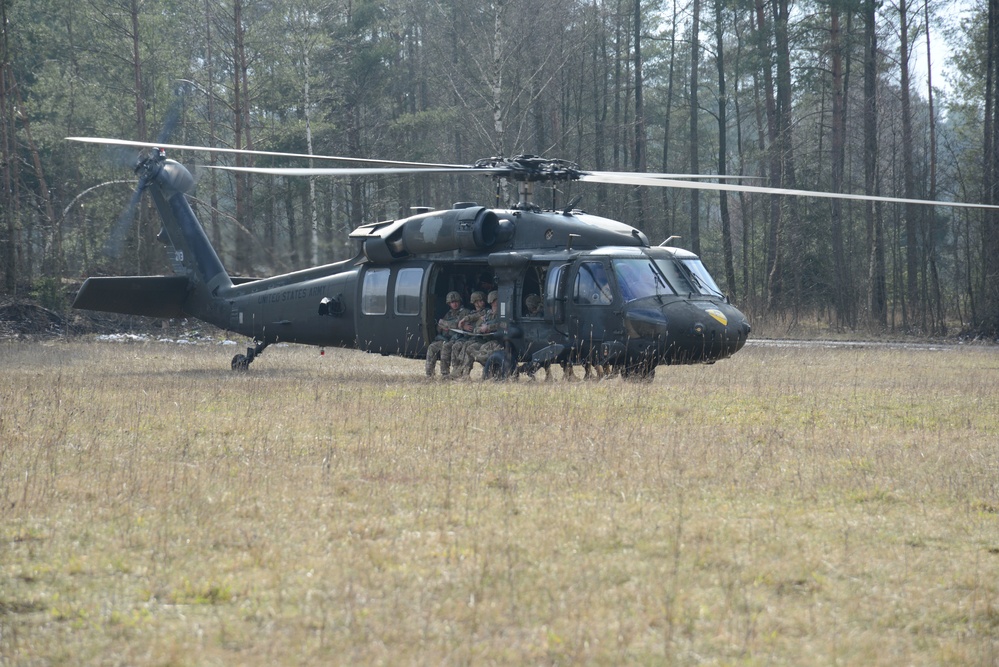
[
  {"left": 612, "top": 259, "right": 675, "bottom": 302},
  {"left": 653, "top": 258, "right": 724, "bottom": 297}
]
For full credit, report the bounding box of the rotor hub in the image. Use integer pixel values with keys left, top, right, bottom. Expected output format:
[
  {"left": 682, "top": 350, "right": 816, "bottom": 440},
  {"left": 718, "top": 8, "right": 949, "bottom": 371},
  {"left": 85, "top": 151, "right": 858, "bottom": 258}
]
[{"left": 473, "top": 155, "right": 582, "bottom": 183}]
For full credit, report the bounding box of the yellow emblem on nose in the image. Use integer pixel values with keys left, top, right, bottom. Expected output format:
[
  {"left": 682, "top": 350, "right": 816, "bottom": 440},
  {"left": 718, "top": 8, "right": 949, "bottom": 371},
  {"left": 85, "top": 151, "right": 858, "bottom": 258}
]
[{"left": 706, "top": 308, "right": 728, "bottom": 326}]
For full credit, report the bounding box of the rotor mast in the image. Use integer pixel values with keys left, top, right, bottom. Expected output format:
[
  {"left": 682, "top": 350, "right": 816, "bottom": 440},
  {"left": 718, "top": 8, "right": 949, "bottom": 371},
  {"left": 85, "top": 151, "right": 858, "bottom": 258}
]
[{"left": 518, "top": 181, "right": 534, "bottom": 209}]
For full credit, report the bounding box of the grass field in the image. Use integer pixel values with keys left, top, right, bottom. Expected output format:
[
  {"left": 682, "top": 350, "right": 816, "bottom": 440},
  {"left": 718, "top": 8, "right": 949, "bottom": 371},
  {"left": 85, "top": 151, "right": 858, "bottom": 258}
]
[{"left": 2, "top": 337, "right": 998, "bottom": 665}]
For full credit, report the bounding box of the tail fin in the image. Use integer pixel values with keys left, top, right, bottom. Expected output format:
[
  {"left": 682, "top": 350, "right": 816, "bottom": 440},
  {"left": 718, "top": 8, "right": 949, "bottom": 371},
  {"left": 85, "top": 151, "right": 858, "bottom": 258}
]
[
  {"left": 145, "top": 155, "right": 232, "bottom": 293},
  {"left": 73, "top": 275, "right": 190, "bottom": 318}
]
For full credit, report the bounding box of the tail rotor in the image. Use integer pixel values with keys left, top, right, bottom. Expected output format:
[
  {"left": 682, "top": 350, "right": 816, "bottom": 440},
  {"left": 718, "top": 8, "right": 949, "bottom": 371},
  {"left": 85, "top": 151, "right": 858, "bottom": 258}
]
[{"left": 102, "top": 83, "right": 190, "bottom": 260}]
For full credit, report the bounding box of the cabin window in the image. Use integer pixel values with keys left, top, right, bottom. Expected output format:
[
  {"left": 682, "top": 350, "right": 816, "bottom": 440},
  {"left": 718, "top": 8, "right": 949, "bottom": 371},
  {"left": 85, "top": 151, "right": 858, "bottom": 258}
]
[
  {"left": 362, "top": 268, "right": 390, "bottom": 315},
  {"left": 521, "top": 264, "right": 546, "bottom": 318},
  {"left": 573, "top": 261, "right": 613, "bottom": 306},
  {"left": 394, "top": 268, "right": 423, "bottom": 315}
]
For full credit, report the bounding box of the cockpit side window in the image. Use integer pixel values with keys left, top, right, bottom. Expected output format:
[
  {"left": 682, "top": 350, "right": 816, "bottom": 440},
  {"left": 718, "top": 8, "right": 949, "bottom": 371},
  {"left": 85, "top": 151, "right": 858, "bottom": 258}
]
[
  {"left": 653, "top": 258, "right": 723, "bottom": 297},
  {"left": 573, "top": 261, "right": 613, "bottom": 306},
  {"left": 654, "top": 259, "right": 696, "bottom": 295},
  {"left": 681, "top": 259, "right": 724, "bottom": 297}
]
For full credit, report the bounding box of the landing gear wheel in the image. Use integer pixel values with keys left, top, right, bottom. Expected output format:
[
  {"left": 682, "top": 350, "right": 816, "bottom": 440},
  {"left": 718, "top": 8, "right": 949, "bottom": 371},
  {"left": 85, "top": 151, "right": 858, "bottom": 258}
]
[{"left": 230, "top": 340, "right": 271, "bottom": 371}]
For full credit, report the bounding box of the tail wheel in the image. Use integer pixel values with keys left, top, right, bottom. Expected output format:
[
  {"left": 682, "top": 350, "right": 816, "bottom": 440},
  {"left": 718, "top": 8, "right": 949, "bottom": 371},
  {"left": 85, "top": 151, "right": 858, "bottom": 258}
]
[{"left": 231, "top": 354, "right": 249, "bottom": 371}]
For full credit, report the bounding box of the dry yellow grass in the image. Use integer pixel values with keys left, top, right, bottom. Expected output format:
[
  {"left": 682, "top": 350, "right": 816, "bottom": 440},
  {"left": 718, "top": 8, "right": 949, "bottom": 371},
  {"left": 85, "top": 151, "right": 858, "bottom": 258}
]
[{"left": 1, "top": 337, "right": 998, "bottom": 665}]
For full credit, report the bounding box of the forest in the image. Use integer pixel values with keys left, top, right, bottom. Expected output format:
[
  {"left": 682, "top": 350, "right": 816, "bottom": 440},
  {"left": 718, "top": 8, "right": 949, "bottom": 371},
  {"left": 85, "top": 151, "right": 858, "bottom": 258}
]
[{"left": 1, "top": 0, "right": 998, "bottom": 336}]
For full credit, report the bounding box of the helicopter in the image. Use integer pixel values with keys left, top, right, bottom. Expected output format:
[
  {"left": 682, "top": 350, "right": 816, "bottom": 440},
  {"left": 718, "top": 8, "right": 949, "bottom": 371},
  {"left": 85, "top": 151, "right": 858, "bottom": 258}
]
[{"left": 67, "top": 137, "right": 999, "bottom": 379}]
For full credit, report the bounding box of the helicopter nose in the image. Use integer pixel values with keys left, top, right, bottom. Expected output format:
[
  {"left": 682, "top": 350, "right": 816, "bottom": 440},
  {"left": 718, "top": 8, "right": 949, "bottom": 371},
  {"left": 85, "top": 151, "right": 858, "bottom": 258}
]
[
  {"left": 696, "top": 304, "right": 750, "bottom": 359},
  {"left": 627, "top": 301, "right": 749, "bottom": 364}
]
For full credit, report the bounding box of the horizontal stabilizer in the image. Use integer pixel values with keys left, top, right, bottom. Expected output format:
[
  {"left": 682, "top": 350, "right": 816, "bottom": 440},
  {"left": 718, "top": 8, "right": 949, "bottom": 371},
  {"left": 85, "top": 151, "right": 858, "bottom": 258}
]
[{"left": 73, "top": 276, "right": 191, "bottom": 318}]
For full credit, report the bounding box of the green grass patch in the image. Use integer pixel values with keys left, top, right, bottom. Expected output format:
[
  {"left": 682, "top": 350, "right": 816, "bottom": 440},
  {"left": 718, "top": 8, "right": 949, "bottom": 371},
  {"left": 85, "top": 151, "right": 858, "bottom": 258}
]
[{"left": 1, "top": 338, "right": 998, "bottom": 664}]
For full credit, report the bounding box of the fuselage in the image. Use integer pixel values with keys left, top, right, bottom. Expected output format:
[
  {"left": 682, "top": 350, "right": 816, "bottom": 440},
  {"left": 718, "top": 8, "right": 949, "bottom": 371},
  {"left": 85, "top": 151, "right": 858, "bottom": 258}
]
[{"left": 218, "top": 211, "right": 750, "bottom": 370}]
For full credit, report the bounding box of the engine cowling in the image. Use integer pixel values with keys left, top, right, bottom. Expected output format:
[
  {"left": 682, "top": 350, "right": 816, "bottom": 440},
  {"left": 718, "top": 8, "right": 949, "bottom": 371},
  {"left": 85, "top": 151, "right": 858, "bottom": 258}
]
[{"left": 360, "top": 206, "right": 514, "bottom": 263}]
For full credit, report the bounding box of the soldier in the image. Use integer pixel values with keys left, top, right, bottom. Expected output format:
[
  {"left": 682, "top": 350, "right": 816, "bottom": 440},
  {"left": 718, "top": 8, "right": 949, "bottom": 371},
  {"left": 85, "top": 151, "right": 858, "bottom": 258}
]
[
  {"left": 456, "top": 290, "right": 503, "bottom": 377},
  {"left": 426, "top": 291, "right": 468, "bottom": 376},
  {"left": 440, "top": 290, "right": 487, "bottom": 376},
  {"left": 524, "top": 293, "right": 543, "bottom": 318}
]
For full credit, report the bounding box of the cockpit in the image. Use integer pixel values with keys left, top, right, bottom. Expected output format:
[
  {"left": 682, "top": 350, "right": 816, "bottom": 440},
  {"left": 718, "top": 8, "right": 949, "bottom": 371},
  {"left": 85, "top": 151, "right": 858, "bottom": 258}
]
[{"left": 588, "top": 247, "right": 726, "bottom": 303}]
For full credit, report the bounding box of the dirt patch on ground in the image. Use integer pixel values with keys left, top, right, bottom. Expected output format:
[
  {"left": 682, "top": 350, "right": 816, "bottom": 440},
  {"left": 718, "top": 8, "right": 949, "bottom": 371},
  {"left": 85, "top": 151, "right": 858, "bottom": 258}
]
[
  {"left": 0, "top": 297, "right": 201, "bottom": 340},
  {"left": 0, "top": 300, "right": 70, "bottom": 339}
]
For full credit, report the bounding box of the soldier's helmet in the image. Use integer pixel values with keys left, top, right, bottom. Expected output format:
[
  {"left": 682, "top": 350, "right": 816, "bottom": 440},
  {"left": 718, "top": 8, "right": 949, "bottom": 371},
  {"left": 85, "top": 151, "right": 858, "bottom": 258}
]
[
  {"left": 446, "top": 291, "right": 462, "bottom": 303},
  {"left": 487, "top": 290, "right": 499, "bottom": 304},
  {"left": 526, "top": 294, "right": 542, "bottom": 310},
  {"left": 470, "top": 291, "right": 486, "bottom": 304}
]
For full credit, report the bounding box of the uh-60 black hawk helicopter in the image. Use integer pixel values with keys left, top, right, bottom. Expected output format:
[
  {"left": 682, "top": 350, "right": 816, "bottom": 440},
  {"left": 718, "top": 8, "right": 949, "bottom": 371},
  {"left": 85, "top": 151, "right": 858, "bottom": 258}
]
[{"left": 67, "top": 137, "right": 999, "bottom": 379}]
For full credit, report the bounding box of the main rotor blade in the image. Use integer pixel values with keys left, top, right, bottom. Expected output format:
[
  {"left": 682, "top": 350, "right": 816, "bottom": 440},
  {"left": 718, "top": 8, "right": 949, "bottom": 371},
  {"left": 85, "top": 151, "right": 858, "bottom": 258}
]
[
  {"left": 579, "top": 173, "right": 999, "bottom": 211},
  {"left": 213, "top": 165, "right": 760, "bottom": 180},
  {"left": 208, "top": 165, "right": 508, "bottom": 177},
  {"left": 585, "top": 170, "right": 761, "bottom": 181},
  {"left": 67, "top": 137, "right": 467, "bottom": 169}
]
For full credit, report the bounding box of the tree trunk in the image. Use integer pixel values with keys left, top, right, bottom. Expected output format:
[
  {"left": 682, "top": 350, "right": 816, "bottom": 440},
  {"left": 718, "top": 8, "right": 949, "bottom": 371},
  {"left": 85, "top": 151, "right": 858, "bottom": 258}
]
[
  {"left": 734, "top": 13, "right": 753, "bottom": 305},
  {"left": 130, "top": 0, "right": 159, "bottom": 275},
  {"left": 830, "top": 4, "right": 849, "bottom": 328},
  {"left": 286, "top": 183, "right": 299, "bottom": 268},
  {"left": 304, "top": 50, "right": 318, "bottom": 266},
  {"left": 981, "top": 0, "right": 999, "bottom": 334},
  {"left": 772, "top": 0, "right": 799, "bottom": 318},
  {"left": 864, "top": 0, "right": 886, "bottom": 327},
  {"left": 233, "top": 0, "right": 249, "bottom": 275},
  {"left": 715, "top": 0, "right": 736, "bottom": 299},
  {"left": 238, "top": 1, "right": 255, "bottom": 271},
  {"left": 593, "top": 0, "right": 608, "bottom": 212},
  {"left": 131, "top": 0, "right": 147, "bottom": 143},
  {"left": 1, "top": 0, "right": 16, "bottom": 291},
  {"left": 632, "top": 0, "right": 647, "bottom": 230},
  {"left": 491, "top": 0, "right": 506, "bottom": 152},
  {"left": 899, "top": 0, "right": 920, "bottom": 330},
  {"left": 755, "top": 0, "right": 782, "bottom": 310},
  {"left": 689, "top": 0, "right": 701, "bottom": 256},
  {"left": 923, "top": 0, "right": 944, "bottom": 334},
  {"left": 10, "top": 75, "right": 57, "bottom": 280},
  {"left": 661, "top": 0, "right": 678, "bottom": 235},
  {"left": 205, "top": 0, "right": 222, "bottom": 261}
]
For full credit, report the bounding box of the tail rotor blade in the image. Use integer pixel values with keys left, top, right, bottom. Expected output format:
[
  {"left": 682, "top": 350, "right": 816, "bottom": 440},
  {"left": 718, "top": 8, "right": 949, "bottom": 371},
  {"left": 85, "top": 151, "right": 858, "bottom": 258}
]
[
  {"left": 156, "top": 81, "right": 189, "bottom": 144},
  {"left": 104, "top": 176, "right": 146, "bottom": 258}
]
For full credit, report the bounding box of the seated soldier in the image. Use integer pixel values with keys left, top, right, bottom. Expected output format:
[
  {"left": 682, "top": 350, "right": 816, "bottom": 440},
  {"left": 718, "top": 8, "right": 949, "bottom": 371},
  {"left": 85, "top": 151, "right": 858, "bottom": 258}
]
[
  {"left": 441, "top": 290, "right": 487, "bottom": 377},
  {"left": 456, "top": 290, "right": 503, "bottom": 377},
  {"left": 426, "top": 291, "right": 468, "bottom": 376},
  {"left": 524, "top": 293, "right": 543, "bottom": 318}
]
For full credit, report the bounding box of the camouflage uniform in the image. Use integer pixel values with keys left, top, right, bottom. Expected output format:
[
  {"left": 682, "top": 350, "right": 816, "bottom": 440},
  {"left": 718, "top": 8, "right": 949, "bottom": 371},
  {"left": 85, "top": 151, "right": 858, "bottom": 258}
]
[
  {"left": 426, "top": 291, "right": 469, "bottom": 376},
  {"left": 441, "top": 291, "right": 487, "bottom": 376},
  {"left": 457, "top": 291, "right": 503, "bottom": 376}
]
